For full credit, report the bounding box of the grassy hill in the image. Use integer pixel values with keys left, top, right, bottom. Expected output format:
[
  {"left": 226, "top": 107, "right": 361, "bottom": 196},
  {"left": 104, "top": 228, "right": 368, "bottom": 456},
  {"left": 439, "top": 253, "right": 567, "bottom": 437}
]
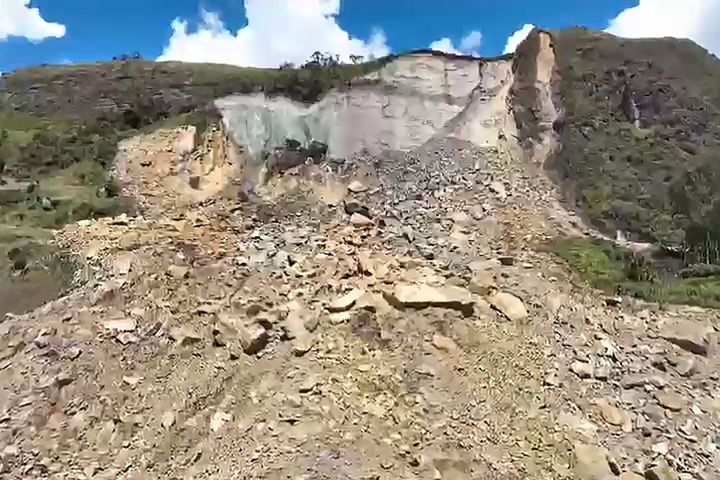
[
  {"left": 543, "top": 28, "right": 720, "bottom": 305},
  {"left": 550, "top": 28, "right": 720, "bottom": 261}
]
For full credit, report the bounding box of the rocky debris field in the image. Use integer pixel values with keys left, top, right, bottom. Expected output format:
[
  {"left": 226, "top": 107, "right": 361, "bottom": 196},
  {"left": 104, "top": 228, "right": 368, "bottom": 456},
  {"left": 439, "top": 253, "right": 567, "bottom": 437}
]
[{"left": 0, "top": 128, "right": 719, "bottom": 480}]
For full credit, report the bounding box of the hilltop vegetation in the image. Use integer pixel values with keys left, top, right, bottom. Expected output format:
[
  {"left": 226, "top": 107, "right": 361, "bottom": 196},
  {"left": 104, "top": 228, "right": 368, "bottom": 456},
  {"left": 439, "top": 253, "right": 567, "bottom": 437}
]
[
  {"left": 0, "top": 54, "right": 384, "bottom": 313},
  {"left": 550, "top": 28, "right": 720, "bottom": 263}
]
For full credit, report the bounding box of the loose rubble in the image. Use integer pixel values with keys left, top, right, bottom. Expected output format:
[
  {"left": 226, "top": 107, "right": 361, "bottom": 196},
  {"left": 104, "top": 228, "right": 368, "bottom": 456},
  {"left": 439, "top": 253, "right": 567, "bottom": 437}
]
[{"left": 0, "top": 128, "right": 718, "bottom": 480}]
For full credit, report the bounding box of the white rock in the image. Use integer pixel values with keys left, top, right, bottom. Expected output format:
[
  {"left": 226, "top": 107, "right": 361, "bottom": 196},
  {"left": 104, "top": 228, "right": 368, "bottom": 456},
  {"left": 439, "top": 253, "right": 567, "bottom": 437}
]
[
  {"left": 383, "top": 283, "right": 474, "bottom": 316},
  {"left": 328, "top": 289, "right": 365, "bottom": 313},
  {"left": 488, "top": 291, "right": 528, "bottom": 322},
  {"left": 347, "top": 180, "right": 368, "bottom": 193},
  {"left": 350, "top": 212, "right": 373, "bottom": 225},
  {"left": 103, "top": 318, "right": 137, "bottom": 332}
]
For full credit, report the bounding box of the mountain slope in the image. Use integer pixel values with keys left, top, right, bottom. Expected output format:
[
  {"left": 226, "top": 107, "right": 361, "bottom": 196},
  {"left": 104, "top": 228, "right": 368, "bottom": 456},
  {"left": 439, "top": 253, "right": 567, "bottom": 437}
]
[{"left": 549, "top": 28, "right": 720, "bottom": 260}]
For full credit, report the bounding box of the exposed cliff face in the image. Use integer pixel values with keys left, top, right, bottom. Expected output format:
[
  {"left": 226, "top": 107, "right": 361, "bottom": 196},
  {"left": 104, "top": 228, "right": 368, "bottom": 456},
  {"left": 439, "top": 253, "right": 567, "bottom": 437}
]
[
  {"left": 510, "top": 30, "right": 559, "bottom": 169},
  {"left": 217, "top": 54, "right": 514, "bottom": 159},
  {"left": 216, "top": 52, "right": 525, "bottom": 188}
]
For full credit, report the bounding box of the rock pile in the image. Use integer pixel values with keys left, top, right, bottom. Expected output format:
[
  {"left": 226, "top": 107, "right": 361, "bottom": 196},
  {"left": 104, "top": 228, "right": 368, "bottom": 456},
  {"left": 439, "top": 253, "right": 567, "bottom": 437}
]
[{"left": 0, "top": 128, "right": 717, "bottom": 479}]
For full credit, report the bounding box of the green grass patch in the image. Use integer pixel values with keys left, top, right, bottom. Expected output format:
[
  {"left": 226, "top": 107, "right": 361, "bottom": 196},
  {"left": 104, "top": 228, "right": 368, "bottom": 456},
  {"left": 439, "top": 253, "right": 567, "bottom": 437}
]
[{"left": 550, "top": 237, "right": 720, "bottom": 308}]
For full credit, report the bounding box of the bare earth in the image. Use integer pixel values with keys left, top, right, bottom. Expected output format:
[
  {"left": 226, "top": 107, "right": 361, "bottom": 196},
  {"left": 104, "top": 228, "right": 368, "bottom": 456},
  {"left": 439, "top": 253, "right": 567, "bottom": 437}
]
[{"left": 0, "top": 128, "right": 718, "bottom": 480}]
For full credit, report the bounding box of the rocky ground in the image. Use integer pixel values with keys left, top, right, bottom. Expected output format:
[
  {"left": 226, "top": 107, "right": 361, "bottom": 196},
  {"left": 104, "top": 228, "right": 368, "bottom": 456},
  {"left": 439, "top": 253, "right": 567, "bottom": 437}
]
[{"left": 0, "top": 128, "right": 718, "bottom": 480}]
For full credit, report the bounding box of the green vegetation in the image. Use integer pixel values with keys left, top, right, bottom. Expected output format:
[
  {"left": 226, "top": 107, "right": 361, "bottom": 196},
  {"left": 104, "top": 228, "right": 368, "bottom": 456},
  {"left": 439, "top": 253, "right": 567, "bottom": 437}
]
[
  {"left": 0, "top": 111, "right": 131, "bottom": 313},
  {"left": 550, "top": 29, "right": 720, "bottom": 262},
  {"left": 551, "top": 237, "right": 720, "bottom": 308},
  {"left": 0, "top": 55, "right": 386, "bottom": 313}
]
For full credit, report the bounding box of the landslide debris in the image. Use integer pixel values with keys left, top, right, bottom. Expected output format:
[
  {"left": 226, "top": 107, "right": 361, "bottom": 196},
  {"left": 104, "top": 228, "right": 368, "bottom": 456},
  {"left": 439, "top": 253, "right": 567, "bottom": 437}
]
[
  {"left": 0, "top": 121, "right": 718, "bottom": 479},
  {"left": 1, "top": 27, "right": 720, "bottom": 480}
]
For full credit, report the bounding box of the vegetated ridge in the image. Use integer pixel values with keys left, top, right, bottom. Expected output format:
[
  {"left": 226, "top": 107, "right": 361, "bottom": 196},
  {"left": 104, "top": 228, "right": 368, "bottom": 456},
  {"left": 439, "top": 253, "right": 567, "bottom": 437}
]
[{"left": 548, "top": 28, "right": 720, "bottom": 261}]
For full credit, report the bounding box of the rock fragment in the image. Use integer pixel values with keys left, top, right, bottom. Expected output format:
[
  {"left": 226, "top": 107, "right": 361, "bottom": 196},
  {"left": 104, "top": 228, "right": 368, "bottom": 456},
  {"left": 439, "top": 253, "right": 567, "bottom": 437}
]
[
  {"left": 488, "top": 291, "right": 528, "bottom": 322},
  {"left": 596, "top": 399, "right": 625, "bottom": 426},
  {"left": 328, "top": 289, "right": 365, "bottom": 313},
  {"left": 239, "top": 323, "right": 269, "bottom": 355},
  {"left": 103, "top": 318, "right": 137, "bottom": 332},
  {"left": 468, "top": 270, "right": 496, "bottom": 296},
  {"left": 116, "top": 332, "right": 139, "bottom": 345},
  {"left": 383, "top": 283, "right": 474, "bottom": 316},
  {"left": 161, "top": 411, "right": 176, "bottom": 429},
  {"left": 432, "top": 334, "right": 459, "bottom": 353},
  {"left": 619, "top": 473, "right": 644, "bottom": 480},
  {"left": 656, "top": 390, "right": 684, "bottom": 412},
  {"left": 218, "top": 312, "right": 270, "bottom": 355},
  {"left": 621, "top": 374, "right": 668, "bottom": 389},
  {"left": 489, "top": 181, "right": 507, "bottom": 199},
  {"left": 644, "top": 459, "right": 679, "bottom": 480},
  {"left": 350, "top": 213, "right": 373, "bottom": 226},
  {"left": 283, "top": 302, "right": 315, "bottom": 356},
  {"left": 167, "top": 265, "right": 190, "bottom": 279},
  {"left": 169, "top": 326, "right": 204, "bottom": 346},
  {"left": 571, "top": 361, "right": 594, "bottom": 379},
  {"left": 210, "top": 411, "right": 232, "bottom": 433},
  {"left": 660, "top": 319, "right": 712, "bottom": 356},
  {"left": 573, "top": 443, "right": 615, "bottom": 480},
  {"left": 347, "top": 180, "right": 368, "bottom": 193}
]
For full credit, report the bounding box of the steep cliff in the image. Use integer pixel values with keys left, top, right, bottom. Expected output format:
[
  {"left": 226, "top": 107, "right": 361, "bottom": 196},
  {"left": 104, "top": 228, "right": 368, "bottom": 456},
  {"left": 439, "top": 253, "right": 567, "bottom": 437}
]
[{"left": 216, "top": 52, "right": 518, "bottom": 183}]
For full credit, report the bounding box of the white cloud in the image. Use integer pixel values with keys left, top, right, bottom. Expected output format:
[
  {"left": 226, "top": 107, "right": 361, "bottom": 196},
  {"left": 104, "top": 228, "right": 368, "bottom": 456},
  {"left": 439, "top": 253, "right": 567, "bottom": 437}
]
[
  {"left": 0, "top": 0, "right": 66, "bottom": 42},
  {"left": 460, "top": 31, "right": 482, "bottom": 53},
  {"left": 605, "top": 0, "right": 720, "bottom": 55},
  {"left": 429, "top": 37, "right": 461, "bottom": 55},
  {"left": 158, "top": 0, "right": 390, "bottom": 67},
  {"left": 503, "top": 23, "right": 535, "bottom": 54},
  {"left": 429, "top": 30, "right": 482, "bottom": 56}
]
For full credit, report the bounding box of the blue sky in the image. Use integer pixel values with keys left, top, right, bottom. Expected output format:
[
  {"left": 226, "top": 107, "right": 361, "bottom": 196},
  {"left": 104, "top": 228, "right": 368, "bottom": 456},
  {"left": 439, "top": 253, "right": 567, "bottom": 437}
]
[{"left": 1, "top": 0, "right": 719, "bottom": 73}]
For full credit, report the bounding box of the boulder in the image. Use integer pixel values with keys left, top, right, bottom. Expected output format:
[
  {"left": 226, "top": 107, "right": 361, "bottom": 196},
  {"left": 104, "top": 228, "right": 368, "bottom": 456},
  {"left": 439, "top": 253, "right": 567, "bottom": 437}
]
[
  {"left": 383, "top": 283, "right": 474, "bottom": 316},
  {"left": 660, "top": 319, "right": 712, "bottom": 356},
  {"left": 573, "top": 443, "right": 615, "bottom": 480},
  {"left": 488, "top": 291, "right": 528, "bottom": 322},
  {"left": 468, "top": 270, "right": 496, "bottom": 296},
  {"left": 238, "top": 323, "right": 269, "bottom": 355}
]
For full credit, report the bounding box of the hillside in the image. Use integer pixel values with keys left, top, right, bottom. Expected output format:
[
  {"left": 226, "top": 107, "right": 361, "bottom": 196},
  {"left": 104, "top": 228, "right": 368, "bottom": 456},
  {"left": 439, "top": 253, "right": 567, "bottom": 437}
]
[
  {"left": 1, "top": 30, "right": 720, "bottom": 480},
  {"left": 0, "top": 58, "right": 383, "bottom": 314},
  {"left": 549, "top": 28, "right": 720, "bottom": 261}
]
